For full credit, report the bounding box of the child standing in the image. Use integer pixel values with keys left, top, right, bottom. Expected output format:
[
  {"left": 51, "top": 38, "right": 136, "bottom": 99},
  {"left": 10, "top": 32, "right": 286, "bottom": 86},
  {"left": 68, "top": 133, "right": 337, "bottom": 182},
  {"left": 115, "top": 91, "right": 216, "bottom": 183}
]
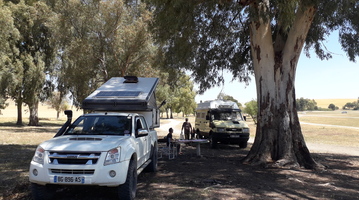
[{"left": 166, "top": 128, "right": 182, "bottom": 155}]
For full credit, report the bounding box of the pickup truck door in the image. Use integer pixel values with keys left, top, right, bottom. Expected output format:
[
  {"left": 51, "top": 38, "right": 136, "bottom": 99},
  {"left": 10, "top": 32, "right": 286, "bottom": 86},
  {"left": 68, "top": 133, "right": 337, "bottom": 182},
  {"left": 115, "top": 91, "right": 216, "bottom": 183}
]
[{"left": 135, "top": 117, "right": 148, "bottom": 167}]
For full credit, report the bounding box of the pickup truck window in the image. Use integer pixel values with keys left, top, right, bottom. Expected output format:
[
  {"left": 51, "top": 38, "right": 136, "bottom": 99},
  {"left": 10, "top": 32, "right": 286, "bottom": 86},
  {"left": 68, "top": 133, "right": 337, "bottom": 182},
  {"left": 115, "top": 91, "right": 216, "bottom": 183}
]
[
  {"left": 135, "top": 116, "right": 148, "bottom": 136},
  {"left": 64, "top": 116, "right": 132, "bottom": 136}
]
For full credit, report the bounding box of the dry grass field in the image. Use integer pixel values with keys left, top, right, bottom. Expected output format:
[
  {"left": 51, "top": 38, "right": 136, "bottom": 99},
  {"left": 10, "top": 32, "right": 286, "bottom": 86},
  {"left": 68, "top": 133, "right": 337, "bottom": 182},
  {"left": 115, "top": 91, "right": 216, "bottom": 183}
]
[
  {"left": 314, "top": 98, "right": 357, "bottom": 109},
  {"left": 1, "top": 99, "right": 359, "bottom": 200}
]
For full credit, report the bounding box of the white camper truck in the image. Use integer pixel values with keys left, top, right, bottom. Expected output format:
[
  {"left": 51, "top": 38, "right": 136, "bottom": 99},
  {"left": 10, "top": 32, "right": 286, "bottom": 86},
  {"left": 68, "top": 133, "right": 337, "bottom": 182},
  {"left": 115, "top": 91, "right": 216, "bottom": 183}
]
[
  {"left": 29, "top": 76, "right": 163, "bottom": 200},
  {"left": 195, "top": 100, "right": 250, "bottom": 148}
]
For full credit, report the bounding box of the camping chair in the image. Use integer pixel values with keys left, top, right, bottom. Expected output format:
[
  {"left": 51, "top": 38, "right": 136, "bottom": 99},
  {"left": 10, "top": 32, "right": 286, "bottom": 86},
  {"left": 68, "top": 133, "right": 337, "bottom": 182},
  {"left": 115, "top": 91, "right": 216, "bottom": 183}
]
[{"left": 158, "top": 141, "right": 177, "bottom": 160}]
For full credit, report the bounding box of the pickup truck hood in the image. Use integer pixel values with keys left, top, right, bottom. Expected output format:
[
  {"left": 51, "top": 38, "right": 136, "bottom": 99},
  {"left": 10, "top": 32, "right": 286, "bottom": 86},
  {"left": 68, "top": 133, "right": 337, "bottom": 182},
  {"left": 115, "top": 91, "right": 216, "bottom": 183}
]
[
  {"left": 212, "top": 120, "right": 249, "bottom": 128},
  {"left": 39, "top": 135, "right": 129, "bottom": 152}
]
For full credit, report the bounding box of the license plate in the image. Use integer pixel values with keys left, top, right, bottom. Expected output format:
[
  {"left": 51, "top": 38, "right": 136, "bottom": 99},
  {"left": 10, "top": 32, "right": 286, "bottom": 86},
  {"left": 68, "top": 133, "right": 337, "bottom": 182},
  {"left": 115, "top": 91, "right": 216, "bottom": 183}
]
[
  {"left": 230, "top": 135, "right": 240, "bottom": 138},
  {"left": 54, "top": 176, "right": 85, "bottom": 184}
]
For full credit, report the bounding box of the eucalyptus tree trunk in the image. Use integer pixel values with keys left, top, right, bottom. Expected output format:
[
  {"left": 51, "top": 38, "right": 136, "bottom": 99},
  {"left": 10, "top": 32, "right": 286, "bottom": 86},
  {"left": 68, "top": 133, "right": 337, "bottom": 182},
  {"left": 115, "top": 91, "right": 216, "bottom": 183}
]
[
  {"left": 28, "top": 102, "right": 39, "bottom": 126},
  {"left": 243, "top": 4, "right": 323, "bottom": 170},
  {"left": 16, "top": 99, "right": 23, "bottom": 126},
  {"left": 165, "top": 107, "right": 169, "bottom": 119}
]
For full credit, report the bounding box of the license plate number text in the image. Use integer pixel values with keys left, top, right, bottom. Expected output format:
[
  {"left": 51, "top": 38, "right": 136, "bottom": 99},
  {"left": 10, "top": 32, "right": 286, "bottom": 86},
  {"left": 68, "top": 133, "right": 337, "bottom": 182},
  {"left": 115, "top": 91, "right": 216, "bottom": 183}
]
[{"left": 54, "top": 176, "right": 84, "bottom": 184}]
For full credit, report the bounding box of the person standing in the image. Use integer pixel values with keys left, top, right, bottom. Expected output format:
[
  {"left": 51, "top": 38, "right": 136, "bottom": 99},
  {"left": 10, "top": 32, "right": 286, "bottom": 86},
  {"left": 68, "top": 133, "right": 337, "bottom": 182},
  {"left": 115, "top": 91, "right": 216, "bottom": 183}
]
[{"left": 181, "top": 118, "right": 192, "bottom": 140}]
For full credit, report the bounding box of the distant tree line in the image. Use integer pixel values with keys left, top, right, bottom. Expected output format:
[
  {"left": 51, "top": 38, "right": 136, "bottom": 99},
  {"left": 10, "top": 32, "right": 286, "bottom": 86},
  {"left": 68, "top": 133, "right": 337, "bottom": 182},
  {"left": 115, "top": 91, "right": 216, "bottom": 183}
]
[
  {"left": 296, "top": 98, "right": 318, "bottom": 111},
  {"left": 242, "top": 98, "right": 348, "bottom": 119},
  {"left": 343, "top": 101, "right": 359, "bottom": 110}
]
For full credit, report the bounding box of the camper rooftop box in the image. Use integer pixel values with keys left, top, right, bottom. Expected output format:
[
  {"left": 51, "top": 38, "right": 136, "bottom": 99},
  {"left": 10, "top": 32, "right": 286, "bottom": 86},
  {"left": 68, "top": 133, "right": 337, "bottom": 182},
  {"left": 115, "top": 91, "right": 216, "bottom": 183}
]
[
  {"left": 82, "top": 76, "right": 159, "bottom": 111},
  {"left": 197, "top": 100, "right": 239, "bottom": 110}
]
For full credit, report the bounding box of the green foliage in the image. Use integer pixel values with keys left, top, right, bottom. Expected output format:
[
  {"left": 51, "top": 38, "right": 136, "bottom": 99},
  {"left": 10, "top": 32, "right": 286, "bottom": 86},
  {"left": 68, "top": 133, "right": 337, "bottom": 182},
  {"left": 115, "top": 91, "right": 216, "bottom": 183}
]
[
  {"left": 343, "top": 101, "right": 359, "bottom": 110},
  {"left": 296, "top": 98, "right": 318, "bottom": 111},
  {"left": 328, "top": 103, "right": 337, "bottom": 111},
  {"left": 47, "top": 91, "right": 68, "bottom": 119},
  {"left": 170, "top": 73, "right": 196, "bottom": 117},
  {"left": 244, "top": 100, "right": 258, "bottom": 124},
  {"left": 155, "top": 72, "right": 171, "bottom": 114},
  {"left": 148, "top": 0, "right": 359, "bottom": 93},
  {"left": 156, "top": 70, "right": 196, "bottom": 118},
  {"left": 1, "top": 1, "right": 57, "bottom": 125},
  {"left": 0, "top": 1, "right": 20, "bottom": 109},
  {"left": 148, "top": 0, "right": 252, "bottom": 93},
  {"left": 1, "top": 0, "right": 195, "bottom": 124},
  {"left": 52, "top": 0, "right": 159, "bottom": 107}
]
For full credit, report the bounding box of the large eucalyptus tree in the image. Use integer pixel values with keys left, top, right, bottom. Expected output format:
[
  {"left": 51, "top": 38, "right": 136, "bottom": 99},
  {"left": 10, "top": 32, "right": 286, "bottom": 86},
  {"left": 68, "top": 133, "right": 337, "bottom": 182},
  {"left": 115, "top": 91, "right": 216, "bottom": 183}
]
[
  {"left": 0, "top": 2, "right": 19, "bottom": 113},
  {"left": 52, "top": 0, "right": 159, "bottom": 107},
  {"left": 6, "top": 1, "right": 56, "bottom": 125},
  {"left": 148, "top": 0, "right": 359, "bottom": 169}
]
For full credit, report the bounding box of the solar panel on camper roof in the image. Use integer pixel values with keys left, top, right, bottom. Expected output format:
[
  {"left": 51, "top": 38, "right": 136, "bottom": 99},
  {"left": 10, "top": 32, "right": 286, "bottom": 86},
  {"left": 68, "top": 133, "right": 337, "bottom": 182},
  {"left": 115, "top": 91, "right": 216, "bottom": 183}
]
[{"left": 95, "top": 91, "right": 140, "bottom": 98}]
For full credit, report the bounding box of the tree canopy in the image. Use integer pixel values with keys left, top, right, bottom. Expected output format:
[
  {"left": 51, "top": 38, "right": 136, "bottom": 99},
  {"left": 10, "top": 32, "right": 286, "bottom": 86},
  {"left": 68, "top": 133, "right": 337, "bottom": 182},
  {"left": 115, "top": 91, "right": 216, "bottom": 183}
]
[
  {"left": 296, "top": 98, "right": 317, "bottom": 111},
  {"left": 244, "top": 100, "right": 258, "bottom": 124},
  {"left": 343, "top": 101, "right": 359, "bottom": 110},
  {"left": 0, "top": 0, "right": 197, "bottom": 124},
  {"left": 1, "top": 1, "right": 56, "bottom": 125},
  {"left": 156, "top": 70, "right": 197, "bottom": 118},
  {"left": 51, "top": 0, "right": 160, "bottom": 107},
  {"left": 148, "top": 0, "right": 358, "bottom": 169}
]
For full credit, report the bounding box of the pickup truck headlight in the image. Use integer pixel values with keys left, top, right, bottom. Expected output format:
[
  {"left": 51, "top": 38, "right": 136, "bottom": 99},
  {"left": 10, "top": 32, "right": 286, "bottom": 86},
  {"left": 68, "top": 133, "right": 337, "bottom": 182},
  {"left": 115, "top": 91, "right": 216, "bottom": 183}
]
[
  {"left": 242, "top": 128, "right": 250, "bottom": 133},
  {"left": 104, "top": 148, "right": 121, "bottom": 166},
  {"left": 32, "top": 146, "right": 45, "bottom": 165}
]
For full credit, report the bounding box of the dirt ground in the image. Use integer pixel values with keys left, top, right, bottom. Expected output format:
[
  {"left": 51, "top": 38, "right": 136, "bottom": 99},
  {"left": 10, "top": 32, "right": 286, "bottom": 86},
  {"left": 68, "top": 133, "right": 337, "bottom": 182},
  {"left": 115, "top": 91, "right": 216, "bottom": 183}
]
[{"left": 2, "top": 118, "right": 359, "bottom": 200}]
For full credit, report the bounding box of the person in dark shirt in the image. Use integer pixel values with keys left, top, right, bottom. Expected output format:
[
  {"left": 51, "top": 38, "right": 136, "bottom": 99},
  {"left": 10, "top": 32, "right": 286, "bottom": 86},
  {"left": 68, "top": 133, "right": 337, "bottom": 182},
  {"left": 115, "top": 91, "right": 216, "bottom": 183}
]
[
  {"left": 166, "top": 128, "right": 181, "bottom": 155},
  {"left": 166, "top": 128, "right": 174, "bottom": 147},
  {"left": 181, "top": 118, "right": 192, "bottom": 140}
]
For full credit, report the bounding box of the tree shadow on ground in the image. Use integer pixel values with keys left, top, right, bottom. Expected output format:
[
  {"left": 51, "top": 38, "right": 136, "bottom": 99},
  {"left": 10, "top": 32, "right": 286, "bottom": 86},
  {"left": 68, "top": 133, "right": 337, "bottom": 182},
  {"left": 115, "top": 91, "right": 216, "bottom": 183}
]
[
  {"left": 0, "top": 144, "right": 37, "bottom": 200},
  {"left": 0, "top": 123, "right": 62, "bottom": 133},
  {"left": 136, "top": 143, "right": 359, "bottom": 200},
  {"left": 1, "top": 143, "right": 359, "bottom": 200},
  {"left": 0, "top": 118, "right": 65, "bottom": 127}
]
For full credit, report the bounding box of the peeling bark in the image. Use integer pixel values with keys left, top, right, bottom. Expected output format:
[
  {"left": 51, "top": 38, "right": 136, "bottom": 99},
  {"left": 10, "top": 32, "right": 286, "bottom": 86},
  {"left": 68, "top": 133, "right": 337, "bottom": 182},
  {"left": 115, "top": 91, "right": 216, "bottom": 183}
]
[{"left": 243, "top": 4, "right": 324, "bottom": 170}]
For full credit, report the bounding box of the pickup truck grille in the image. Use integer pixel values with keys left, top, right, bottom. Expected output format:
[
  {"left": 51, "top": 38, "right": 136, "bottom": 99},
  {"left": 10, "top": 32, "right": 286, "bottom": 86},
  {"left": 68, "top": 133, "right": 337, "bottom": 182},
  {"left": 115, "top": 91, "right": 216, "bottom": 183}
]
[
  {"left": 226, "top": 128, "right": 242, "bottom": 132},
  {"left": 50, "top": 169, "right": 95, "bottom": 175},
  {"left": 49, "top": 152, "right": 101, "bottom": 165}
]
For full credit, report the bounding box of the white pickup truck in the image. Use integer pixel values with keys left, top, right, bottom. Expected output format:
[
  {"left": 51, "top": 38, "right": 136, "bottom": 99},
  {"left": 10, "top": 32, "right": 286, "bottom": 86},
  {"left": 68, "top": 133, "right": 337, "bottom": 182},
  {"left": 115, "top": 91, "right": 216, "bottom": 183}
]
[{"left": 29, "top": 76, "right": 163, "bottom": 200}]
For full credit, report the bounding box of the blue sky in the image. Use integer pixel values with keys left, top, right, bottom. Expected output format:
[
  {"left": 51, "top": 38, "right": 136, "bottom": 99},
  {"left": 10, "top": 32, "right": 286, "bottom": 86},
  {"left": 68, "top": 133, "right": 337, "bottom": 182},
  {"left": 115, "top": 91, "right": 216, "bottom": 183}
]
[{"left": 194, "top": 33, "right": 359, "bottom": 104}]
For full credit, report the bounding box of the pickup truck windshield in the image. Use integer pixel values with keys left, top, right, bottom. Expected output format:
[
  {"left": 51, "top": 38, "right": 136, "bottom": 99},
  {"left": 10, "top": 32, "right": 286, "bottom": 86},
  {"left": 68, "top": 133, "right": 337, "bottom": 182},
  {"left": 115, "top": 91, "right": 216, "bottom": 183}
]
[{"left": 64, "top": 116, "right": 132, "bottom": 136}]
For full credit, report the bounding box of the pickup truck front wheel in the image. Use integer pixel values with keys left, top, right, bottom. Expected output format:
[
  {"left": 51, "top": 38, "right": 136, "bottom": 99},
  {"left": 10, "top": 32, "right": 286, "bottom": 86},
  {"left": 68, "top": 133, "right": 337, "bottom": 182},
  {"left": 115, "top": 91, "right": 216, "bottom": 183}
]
[{"left": 116, "top": 159, "right": 137, "bottom": 200}]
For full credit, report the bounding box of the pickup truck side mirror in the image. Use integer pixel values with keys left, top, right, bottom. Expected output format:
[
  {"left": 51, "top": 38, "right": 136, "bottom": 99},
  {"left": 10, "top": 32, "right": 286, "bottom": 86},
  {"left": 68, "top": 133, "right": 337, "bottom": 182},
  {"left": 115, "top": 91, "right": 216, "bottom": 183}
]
[{"left": 137, "top": 129, "right": 149, "bottom": 137}]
